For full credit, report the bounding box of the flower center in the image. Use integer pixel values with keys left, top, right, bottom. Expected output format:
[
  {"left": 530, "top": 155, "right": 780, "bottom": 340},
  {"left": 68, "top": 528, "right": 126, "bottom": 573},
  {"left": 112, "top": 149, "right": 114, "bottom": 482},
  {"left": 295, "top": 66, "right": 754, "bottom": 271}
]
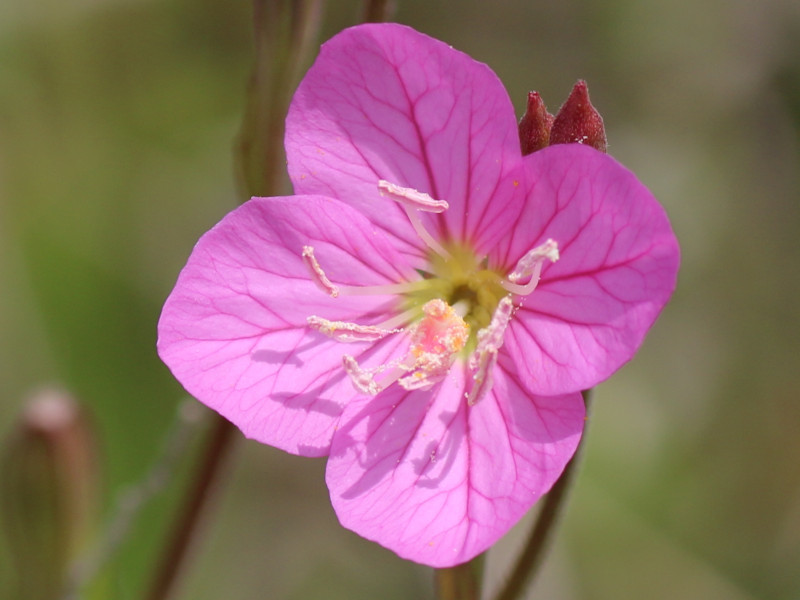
[
  {"left": 303, "top": 179, "right": 559, "bottom": 403},
  {"left": 402, "top": 242, "right": 507, "bottom": 353}
]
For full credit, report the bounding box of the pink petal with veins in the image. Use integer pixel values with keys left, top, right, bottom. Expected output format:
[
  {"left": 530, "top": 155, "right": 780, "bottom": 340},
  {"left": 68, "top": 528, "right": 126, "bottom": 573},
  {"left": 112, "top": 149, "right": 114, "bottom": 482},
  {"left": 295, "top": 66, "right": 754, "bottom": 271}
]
[
  {"left": 285, "top": 23, "right": 523, "bottom": 259},
  {"left": 326, "top": 362, "right": 584, "bottom": 567},
  {"left": 157, "top": 195, "right": 415, "bottom": 455},
  {"left": 496, "top": 145, "right": 680, "bottom": 394}
]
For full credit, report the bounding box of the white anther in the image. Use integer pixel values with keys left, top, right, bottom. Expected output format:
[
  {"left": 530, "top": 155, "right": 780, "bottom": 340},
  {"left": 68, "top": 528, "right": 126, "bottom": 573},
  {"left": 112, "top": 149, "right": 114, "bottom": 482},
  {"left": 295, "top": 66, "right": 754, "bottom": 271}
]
[
  {"left": 508, "top": 239, "right": 559, "bottom": 284},
  {"left": 342, "top": 355, "right": 382, "bottom": 395},
  {"left": 397, "top": 350, "right": 451, "bottom": 392},
  {"left": 502, "top": 239, "right": 559, "bottom": 296},
  {"left": 467, "top": 296, "right": 515, "bottom": 405},
  {"left": 376, "top": 179, "right": 451, "bottom": 258},
  {"left": 378, "top": 180, "right": 449, "bottom": 213},
  {"left": 307, "top": 316, "right": 399, "bottom": 343},
  {"left": 397, "top": 370, "right": 442, "bottom": 391},
  {"left": 302, "top": 246, "right": 339, "bottom": 298},
  {"left": 468, "top": 350, "right": 497, "bottom": 406}
]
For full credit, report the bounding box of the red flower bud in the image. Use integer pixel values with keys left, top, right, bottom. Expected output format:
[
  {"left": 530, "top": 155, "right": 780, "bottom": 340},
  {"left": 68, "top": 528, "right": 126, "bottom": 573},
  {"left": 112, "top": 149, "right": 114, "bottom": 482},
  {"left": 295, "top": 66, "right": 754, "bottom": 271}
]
[
  {"left": 518, "top": 91, "right": 554, "bottom": 156},
  {"left": 550, "top": 80, "right": 607, "bottom": 153}
]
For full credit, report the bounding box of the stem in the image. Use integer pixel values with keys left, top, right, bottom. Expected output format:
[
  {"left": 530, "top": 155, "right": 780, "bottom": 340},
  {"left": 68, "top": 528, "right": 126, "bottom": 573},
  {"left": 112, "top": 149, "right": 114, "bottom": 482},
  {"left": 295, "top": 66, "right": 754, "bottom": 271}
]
[
  {"left": 435, "top": 554, "right": 484, "bottom": 600},
  {"left": 362, "top": 0, "right": 395, "bottom": 22},
  {"left": 234, "top": 0, "right": 323, "bottom": 199},
  {"left": 492, "top": 389, "right": 593, "bottom": 600},
  {"left": 144, "top": 417, "right": 237, "bottom": 600},
  {"left": 144, "top": 3, "right": 325, "bottom": 599}
]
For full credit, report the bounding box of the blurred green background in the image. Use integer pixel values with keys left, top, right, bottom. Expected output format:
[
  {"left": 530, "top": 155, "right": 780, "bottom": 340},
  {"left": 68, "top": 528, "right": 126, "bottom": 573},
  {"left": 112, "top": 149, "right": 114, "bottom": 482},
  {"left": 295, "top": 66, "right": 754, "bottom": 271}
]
[{"left": 1, "top": 0, "right": 799, "bottom": 598}]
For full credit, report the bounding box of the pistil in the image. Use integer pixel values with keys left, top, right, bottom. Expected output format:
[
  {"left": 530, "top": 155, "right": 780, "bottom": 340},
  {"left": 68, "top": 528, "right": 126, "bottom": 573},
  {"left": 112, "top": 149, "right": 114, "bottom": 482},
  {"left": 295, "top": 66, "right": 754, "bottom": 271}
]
[{"left": 340, "top": 299, "right": 469, "bottom": 395}]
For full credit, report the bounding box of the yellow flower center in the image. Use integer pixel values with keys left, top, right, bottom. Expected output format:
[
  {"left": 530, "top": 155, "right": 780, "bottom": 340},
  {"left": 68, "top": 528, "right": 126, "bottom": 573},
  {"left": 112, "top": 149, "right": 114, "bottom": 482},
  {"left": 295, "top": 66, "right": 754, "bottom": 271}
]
[{"left": 402, "top": 242, "right": 507, "bottom": 353}]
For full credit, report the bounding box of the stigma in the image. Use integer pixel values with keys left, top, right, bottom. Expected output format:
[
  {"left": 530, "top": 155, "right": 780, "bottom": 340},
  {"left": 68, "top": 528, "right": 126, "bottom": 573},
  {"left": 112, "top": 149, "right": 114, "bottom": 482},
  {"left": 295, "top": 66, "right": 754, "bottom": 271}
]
[{"left": 341, "top": 299, "right": 470, "bottom": 395}]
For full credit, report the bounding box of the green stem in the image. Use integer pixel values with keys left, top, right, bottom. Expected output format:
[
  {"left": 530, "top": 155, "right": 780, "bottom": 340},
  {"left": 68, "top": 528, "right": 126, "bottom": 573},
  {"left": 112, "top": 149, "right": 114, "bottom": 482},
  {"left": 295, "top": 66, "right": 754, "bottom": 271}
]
[
  {"left": 144, "top": 417, "right": 237, "bottom": 600},
  {"left": 144, "top": 3, "right": 326, "bottom": 599},
  {"left": 144, "top": 2, "right": 401, "bottom": 598},
  {"left": 234, "top": 0, "right": 323, "bottom": 199},
  {"left": 493, "top": 389, "right": 593, "bottom": 600},
  {"left": 435, "top": 554, "right": 485, "bottom": 600}
]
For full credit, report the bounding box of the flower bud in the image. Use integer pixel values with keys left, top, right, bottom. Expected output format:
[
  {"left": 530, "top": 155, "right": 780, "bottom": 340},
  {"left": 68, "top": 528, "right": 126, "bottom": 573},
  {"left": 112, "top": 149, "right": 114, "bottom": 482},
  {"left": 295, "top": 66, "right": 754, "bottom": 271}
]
[
  {"left": 518, "top": 91, "right": 554, "bottom": 155},
  {"left": 549, "top": 80, "right": 607, "bottom": 153},
  {"left": 0, "top": 388, "right": 100, "bottom": 600}
]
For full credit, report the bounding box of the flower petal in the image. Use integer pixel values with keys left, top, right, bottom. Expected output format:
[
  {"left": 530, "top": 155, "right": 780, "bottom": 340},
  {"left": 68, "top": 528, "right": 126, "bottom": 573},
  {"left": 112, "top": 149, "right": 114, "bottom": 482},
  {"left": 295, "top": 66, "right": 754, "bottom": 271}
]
[
  {"left": 325, "top": 362, "right": 584, "bottom": 567},
  {"left": 497, "top": 145, "right": 680, "bottom": 394},
  {"left": 285, "top": 23, "right": 522, "bottom": 257},
  {"left": 157, "top": 195, "right": 415, "bottom": 456}
]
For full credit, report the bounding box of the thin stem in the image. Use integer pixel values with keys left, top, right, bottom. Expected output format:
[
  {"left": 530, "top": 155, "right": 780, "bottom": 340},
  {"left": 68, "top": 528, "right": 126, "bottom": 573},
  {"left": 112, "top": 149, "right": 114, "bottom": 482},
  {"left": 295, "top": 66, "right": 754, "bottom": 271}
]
[
  {"left": 234, "top": 0, "right": 323, "bottom": 199},
  {"left": 361, "top": 0, "right": 394, "bottom": 22},
  {"left": 492, "top": 389, "right": 593, "bottom": 600},
  {"left": 144, "top": 3, "right": 325, "bottom": 599},
  {"left": 144, "top": 417, "right": 237, "bottom": 600},
  {"left": 435, "top": 554, "right": 485, "bottom": 600}
]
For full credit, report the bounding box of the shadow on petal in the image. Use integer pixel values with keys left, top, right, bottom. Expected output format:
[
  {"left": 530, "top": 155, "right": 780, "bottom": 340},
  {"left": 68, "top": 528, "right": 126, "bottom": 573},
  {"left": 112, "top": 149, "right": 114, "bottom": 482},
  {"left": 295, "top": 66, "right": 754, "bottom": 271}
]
[
  {"left": 412, "top": 408, "right": 466, "bottom": 489},
  {"left": 330, "top": 373, "right": 469, "bottom": 501},
  {"left": 251, "top": 349, "right": 304, "bottom": 366},
  {"left": 269, "top": 392, "right": 345, "bottom": 417}
]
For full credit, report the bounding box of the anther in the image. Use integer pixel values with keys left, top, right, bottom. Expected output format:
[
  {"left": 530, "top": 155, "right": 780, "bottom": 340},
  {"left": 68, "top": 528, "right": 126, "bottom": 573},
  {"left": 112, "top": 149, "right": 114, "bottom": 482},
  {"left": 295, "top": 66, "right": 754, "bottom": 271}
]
[
  {"left": 342, "top": 355, "right": 382, "bottom": 395},
  {"left": 397, "top": 299, "right": 469, "bottom": 391},
  {"left": 341, "top": 299, "right": 469, "bottom": 396},
  {"left": 378, "top": 180, "right": 449, "bottom": 213},
  {"left": 467, "top": 296, "right": 515, "bottom": 405},
  {"left": 377, "top": 180, "right": 451, "bottom": 259},
  {"left": 503, "top": 239, "right": 559, "bottom": 296},
  {"left": 302, "top": 246, "right": 339, "bottom": 297},
  {"left": 307, "top": 316, "right": 399, "bottom": 343}
]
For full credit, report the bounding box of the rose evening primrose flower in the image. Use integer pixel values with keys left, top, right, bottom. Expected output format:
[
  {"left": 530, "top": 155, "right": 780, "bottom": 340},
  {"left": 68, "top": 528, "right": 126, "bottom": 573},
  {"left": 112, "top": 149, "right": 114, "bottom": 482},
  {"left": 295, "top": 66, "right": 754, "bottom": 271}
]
[{"left": 157, "top": 23, "right": 679, "bottom": 567}]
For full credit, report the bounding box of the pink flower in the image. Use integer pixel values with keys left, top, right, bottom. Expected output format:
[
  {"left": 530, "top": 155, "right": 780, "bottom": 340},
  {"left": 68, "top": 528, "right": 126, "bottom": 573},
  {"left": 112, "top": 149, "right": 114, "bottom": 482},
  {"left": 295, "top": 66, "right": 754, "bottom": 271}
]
[{"left": 157, "top": 24, "right": 679, "bottom": 567}]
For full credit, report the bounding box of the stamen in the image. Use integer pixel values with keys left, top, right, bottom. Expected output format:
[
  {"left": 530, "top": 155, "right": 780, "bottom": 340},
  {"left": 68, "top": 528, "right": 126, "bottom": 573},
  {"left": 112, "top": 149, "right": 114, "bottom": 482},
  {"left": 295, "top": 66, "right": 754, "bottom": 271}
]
[
  {"left": 302, "top": 245, "right": 339, "bottom": 298},
  {"left": 502, "top": 239, "right": 559, "bottom": 296},
  {"left": 342, "top": 299, "right": 470, "bottom": 396},
  {"left": 302, "top": 246, "right": 429, "bottom": 298},
  {"left": 307, "top": 316, "right": 399, "bottom": 343},
  {"left": 467, "top": 296, "right": 515, "bottom": 405},
  {"left": 375, "top": 306, "right": 421, "bottom": 331},
  {"left": 378, "top": 180, "right": 449, "bottom": 213},
  {"left": 397, "top": 351, "right": 450, "bottom": 391},
  {"left": 468, "top": 351, "right": 496, "bottom": 406},
  {"left": 342, "top": 355, "right": 413, "bottom": 396},
  {"left": 377, "top": 180, "right": 451, "bottom": 259},
  {"left": 404, "top": 209, "right": 451, "bottom": 259},
  {"left": 335, "top": 279, "right": 431, "bottom": 297},
  {"left": 342, "top": 355, "right": 382, "bottom": 395},
  {"left": 398, "top": 299, "right": 469, "bottom": 391}
]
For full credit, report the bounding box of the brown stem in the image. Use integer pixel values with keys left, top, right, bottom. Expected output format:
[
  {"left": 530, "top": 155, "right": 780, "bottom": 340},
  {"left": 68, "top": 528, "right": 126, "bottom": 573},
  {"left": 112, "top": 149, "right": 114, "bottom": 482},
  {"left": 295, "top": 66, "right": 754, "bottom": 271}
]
[
  {"left": 434, "top": 555, "right": 484, "bottom": 600},
  {"left": 144, "top": 417, "right": 237, "bottom": 600},
  {"left": 362, "top": 0, "right": 395, "bottom": 22},
  {"left": 234, "top": 0, "right": 323, "bottom": 199},
  {"left": 145, "top": 3, "right": 325, "bottom": 599},
  {"left": 492, "top": 389, "right": 593, "bottom": 600}
]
